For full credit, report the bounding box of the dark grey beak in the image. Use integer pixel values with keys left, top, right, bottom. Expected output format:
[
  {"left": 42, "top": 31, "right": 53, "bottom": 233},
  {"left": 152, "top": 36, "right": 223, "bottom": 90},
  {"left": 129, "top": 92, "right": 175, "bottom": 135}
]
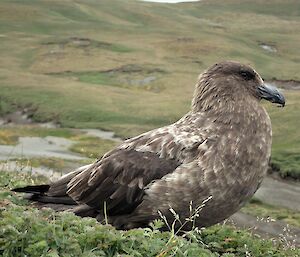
[{"left": 258, "top": 83, "right": 285, "bottom": 107}]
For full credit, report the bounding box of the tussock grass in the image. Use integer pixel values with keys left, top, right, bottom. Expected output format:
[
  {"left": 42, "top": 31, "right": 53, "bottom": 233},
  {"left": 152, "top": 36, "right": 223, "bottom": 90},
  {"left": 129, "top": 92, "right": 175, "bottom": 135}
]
[{"left": 0, "top": 171, "right": 299, "bottom": 257}]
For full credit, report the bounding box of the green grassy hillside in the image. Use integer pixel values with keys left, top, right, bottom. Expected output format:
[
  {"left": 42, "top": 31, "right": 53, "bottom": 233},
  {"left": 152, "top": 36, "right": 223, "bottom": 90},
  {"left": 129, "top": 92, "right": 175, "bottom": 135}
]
[{"left": 0, "top": 0, "right": 300, "bottom": 178}]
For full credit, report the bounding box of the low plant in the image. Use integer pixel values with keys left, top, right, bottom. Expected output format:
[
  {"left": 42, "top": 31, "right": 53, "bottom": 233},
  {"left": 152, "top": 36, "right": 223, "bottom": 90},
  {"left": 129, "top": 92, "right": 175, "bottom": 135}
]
[{"left": 0, "top": 171, "right": 299, "bottom": 257}]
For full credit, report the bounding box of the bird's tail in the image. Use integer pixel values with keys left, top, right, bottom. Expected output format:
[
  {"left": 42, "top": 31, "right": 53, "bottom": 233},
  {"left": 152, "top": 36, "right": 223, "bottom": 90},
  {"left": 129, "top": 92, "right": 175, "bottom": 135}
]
[
  {"left": 12, "top": 164, "right": 93, "bottom": 207},
  {"left": 12, "top": 184, "right": 50, "bottom": 194},
  {"left": 12, "top": 183, "right": 98, "bottom": 216},
  {"left": 12, "top": 182, "right": 77, "bottom": 206}
]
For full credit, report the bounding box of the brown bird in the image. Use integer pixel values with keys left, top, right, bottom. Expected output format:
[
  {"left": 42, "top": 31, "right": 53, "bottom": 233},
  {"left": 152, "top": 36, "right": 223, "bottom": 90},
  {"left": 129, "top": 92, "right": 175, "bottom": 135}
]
[{"left": 13, "top": 61, "right": 285, "bottom": 230}]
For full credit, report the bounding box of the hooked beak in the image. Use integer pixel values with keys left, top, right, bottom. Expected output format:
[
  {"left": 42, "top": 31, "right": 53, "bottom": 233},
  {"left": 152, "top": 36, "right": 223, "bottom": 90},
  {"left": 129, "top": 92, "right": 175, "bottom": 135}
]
[{"left": 258, "top": 83, "right": 285, "bottom": 107}]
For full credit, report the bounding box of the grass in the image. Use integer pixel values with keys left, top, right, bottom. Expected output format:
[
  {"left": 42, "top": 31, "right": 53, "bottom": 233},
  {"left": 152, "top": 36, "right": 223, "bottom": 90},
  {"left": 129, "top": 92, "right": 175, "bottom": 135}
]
[
  {"left": 266, "top": 90, "right": 300, "bottom": 179},
  {"left": 0, "top": 1, "right": 299, "bottom": 178},
  {"left": 241, "top": 198, "right": 300, "bottom": 228},
  {"left": 0, "top": 171, "right": 299, "bottom": 257},
  {"left": 41, "top": 37, "right": 134, "bottom": 53},
  {"left": 0, "top": 172, "right": 49, "bottom": 207},
  {"left": 2, "top": 157, "right": 68, "bottom": 172},
  {"left": 69, "top": 135, "right": 119, "bottom": 159},
  {"left": 50, "top": 64, "right": 167, "bottom": 92},
  {"left": 74, "top": 72, "right": 114, "bottom": 86},
  {"left": 0, "top": 126, "right": 77, "bottom": 145},
  {"left": 271, "top": 154, "right": 300, "bottom": 180}
]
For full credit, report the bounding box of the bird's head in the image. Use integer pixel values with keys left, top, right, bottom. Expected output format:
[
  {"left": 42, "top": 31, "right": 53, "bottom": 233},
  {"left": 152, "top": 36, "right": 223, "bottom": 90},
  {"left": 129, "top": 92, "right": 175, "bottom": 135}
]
[{"left": 192, "top": 61, "right": 285, "bottom": 112}]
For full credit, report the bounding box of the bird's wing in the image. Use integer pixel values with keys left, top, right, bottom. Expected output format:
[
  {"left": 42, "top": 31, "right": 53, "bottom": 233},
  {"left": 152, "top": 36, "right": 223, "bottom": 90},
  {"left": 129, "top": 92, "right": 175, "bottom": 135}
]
[{"left": 66, "top": 118, "right": 206, "bottom": 215}]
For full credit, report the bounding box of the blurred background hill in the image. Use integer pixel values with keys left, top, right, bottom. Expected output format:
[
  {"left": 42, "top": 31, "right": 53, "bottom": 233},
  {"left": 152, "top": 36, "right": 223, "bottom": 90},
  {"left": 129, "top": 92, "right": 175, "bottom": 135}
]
[
  {"left": 0, "top": 0, "right": 300, "bottom": 178},
  {"left": 0, "top": 1, "right": 300, "bottom": 255}
]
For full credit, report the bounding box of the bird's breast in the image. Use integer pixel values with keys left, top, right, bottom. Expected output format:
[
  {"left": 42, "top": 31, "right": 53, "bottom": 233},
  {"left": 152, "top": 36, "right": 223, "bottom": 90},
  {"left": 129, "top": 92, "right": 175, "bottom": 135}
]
[{"left": 195, "top": 109, "right": 272, "bottom": 222}]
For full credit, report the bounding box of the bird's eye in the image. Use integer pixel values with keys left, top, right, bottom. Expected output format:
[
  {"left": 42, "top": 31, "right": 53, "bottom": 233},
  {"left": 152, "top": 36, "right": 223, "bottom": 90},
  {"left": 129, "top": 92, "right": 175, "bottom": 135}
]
[{"left": 240, "top": 70, "right": 255, "bottom": 80}]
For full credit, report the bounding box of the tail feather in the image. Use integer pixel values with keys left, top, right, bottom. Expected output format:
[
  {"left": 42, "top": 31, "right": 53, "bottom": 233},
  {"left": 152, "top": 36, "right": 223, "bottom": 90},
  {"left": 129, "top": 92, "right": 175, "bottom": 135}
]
[
  {"left": 12, "top": 184, "right": 50, "bottom": 194},
  {"left": 12, "top": 164, "right": 94, "bottom": 211},
  {"left": 29, "top": 195, "right": 76, "bottom": 205},
  {"left": 12, "top": 184, "right": 76, "bottom": 205}
]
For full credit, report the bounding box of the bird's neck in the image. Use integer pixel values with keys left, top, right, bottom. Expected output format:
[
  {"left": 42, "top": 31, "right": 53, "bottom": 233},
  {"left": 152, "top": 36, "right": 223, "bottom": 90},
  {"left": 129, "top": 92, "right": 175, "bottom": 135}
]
[
  {"left": 191, "top": 93, "right": 265, "bottom": 131},
  {"left": 191, "top": 93, "right": 257, "bottom": 118},
  {"left": 191, "top": 74, "right": 258, "bottom": 114}
]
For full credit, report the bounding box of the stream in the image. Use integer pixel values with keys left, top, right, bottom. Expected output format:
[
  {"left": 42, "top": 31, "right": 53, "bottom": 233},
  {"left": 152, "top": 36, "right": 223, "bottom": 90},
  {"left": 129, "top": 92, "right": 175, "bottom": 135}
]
[{"left": 0, "top": 136, "right": 84, "bottom": 161}]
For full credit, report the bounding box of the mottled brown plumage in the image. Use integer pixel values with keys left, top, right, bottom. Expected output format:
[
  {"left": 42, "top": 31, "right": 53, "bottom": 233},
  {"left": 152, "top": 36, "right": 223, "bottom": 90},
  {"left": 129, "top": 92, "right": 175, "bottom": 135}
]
[{"left": 13, "top": 61, "right": 285, "bottom": 230}]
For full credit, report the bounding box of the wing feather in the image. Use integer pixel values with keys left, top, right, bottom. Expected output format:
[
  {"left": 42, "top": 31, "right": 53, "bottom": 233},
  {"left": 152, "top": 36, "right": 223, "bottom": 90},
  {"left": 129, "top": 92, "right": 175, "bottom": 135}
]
[
  {"left": 67, "top": 149, "right": 181, "bottom": 215},
  {"left": 66, "top": 119, "right": 206, "bottom": 216}
]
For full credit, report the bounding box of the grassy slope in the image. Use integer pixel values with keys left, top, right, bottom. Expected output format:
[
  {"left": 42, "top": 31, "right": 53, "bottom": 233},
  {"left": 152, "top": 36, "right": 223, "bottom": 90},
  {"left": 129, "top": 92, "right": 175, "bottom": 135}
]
[
  {"left": 1, "top": 171, "right": 299, "bottom": 257},
  {"left": 0, "top": 0, "right": 299, "bottom": 178},
  {"left": 266, "top": 91, "right": 300, "bottom": 179}
]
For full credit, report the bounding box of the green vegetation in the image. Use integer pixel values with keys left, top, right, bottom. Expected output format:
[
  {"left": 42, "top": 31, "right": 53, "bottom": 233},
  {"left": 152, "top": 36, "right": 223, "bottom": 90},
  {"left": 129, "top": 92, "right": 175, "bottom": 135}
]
[
  {"left": 0, "top": 0, "right": 299, "bottom": 178},
  {"left": 242, "top": 198, "right": 300, "bottom": 228},
  {"left": 271, "top": 154, "right": 300, "bottom": 180},
  {"left": 42, "top": 37, "right": 135, "bottom": 53},
  {"left": 51, "top": 64, "right": 166, "bottom": 92},
  {"left": 267, "top": 90, "right": 300, "bottom": 180},
  {"left": 2, "top": 157, "right": 70, "bottom": 172},
  {"left": 1, "top": 171, "right": 299, "bottom": 257},
  {"left": 0, "top": 171, "right": 49, "bottom": 207},
  {"left": 0, "top": 126, "right": 76, "bottom": 145},
  {"left": 69, "top": 136, "right": 119, "bottom": 159},
  {"left": 73, "top": 72, "right": 114, "bottom": 86}
]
